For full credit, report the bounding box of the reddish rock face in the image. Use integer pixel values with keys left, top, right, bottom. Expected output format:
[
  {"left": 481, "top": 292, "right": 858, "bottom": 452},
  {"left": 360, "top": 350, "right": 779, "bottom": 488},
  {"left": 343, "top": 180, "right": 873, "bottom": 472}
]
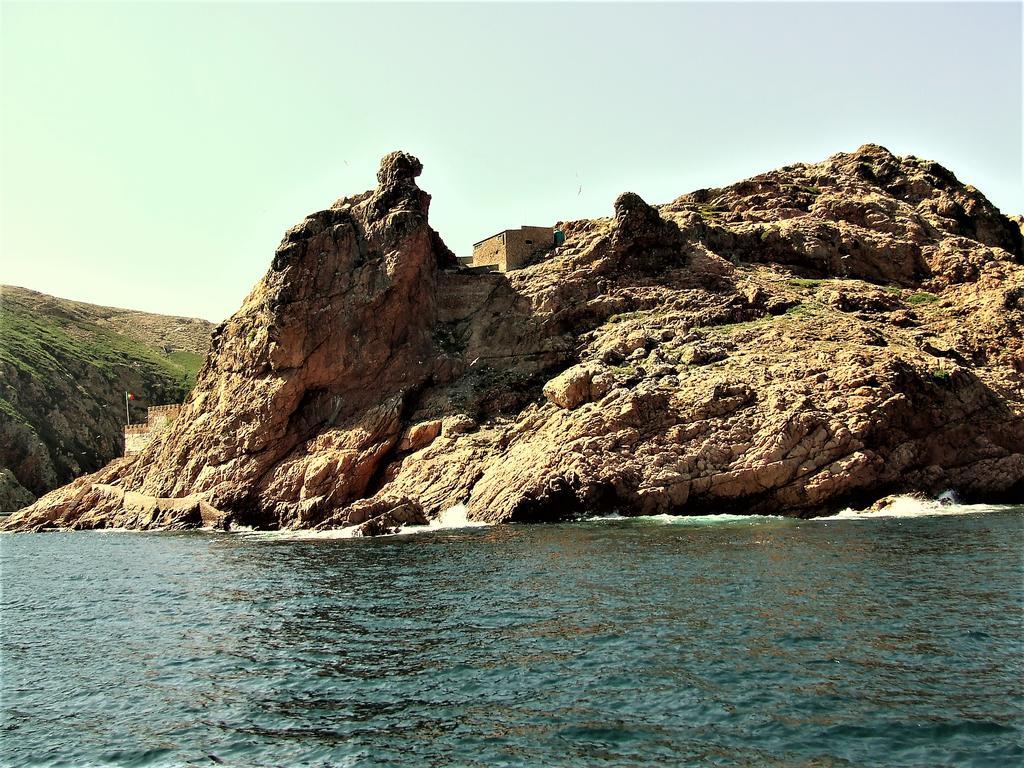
[{"left": 6, "top": 145, "right": 1023, "bottom": 533}]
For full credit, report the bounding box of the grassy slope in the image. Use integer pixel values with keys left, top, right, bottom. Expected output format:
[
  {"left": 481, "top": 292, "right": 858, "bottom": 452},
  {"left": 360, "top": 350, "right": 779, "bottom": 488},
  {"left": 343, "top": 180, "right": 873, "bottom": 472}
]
[{"left": 0, "top": 297, "right": 203, "bottom": 387}]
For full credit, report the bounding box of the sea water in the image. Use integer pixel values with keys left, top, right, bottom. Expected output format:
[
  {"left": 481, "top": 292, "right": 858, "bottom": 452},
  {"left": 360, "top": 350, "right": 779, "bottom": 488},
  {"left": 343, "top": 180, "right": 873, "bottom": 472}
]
[{"left": 1, "top": 501, "right": 1021, "bottom": 767}]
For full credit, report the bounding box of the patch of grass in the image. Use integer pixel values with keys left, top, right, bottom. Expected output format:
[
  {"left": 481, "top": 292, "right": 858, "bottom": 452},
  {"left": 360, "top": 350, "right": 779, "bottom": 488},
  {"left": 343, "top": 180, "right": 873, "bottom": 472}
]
[
  {"left": 0, "top": 291, "right": 198, "bottom": 395},
  {"left": 607, "top": 311, "right": 644, "bottom": 324},
  {"left": 881, "top": 285, "right": 902, "bottom": 295},
  {"left": 784, "top": 303, "right": 816, "bottom": 317},
  {"left": 931, "top": 367, "right": 951, "bottom": 380},
  {"left": 699, "top": 302, "right": 819, "bottom": 336},
  {"left": 608, "top": 363, "right": 640, "bottom": 377},
  {"left": 907, "top": 292, "right": 939, "bottom": 305},
  {"left": 697, "top": 205, "right": 729, "bottom": 223},
  {"left": 0, "top": 396, "right": 30, "bottom": 426},
  {"left": 787, "top": 278, "right": 824, "bottom": 289},
  {"left": 798, "top": 185, "right": 822, "bottom": 196},
  {"left": 165, "top": 350, "right": 205, "bottom": 389},
  {"left": 698, "top": 314, "right": 775, "bottom": 336},
  {"left": 606, "top": 309, "right": 671, "bottom": 325}
]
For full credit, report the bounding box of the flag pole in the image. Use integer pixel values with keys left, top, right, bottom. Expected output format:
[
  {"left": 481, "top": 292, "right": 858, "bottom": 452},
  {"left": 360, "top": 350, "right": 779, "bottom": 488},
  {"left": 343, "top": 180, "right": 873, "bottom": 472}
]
[{"left": 125, "top": 392, "right": 130, "bottom": 425}]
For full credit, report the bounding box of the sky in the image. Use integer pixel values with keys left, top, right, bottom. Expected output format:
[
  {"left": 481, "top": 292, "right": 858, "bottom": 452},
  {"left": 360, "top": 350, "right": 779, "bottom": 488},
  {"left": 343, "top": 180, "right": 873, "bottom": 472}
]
[{"left": 2, "top": 1, "right": 1021, "bottom": 322}]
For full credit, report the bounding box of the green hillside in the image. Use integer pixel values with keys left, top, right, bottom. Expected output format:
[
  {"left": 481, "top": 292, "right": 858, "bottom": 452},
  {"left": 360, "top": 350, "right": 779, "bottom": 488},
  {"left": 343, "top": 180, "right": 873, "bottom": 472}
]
[{"left": 0, "top": 285, "right": 214, "bottom": 512}]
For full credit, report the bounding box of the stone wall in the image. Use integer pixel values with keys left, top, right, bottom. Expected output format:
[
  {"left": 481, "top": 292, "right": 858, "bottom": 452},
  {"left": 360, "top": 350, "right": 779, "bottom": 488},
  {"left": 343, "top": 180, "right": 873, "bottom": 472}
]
[
  {"left": 147, "top": 404, "right": 181, "bottom": 432},
  {"left": 124, "top": 404, "right": 182, "bottom": 456},
  {"left": 124, "top": 425, "right": 152, "bottom": 456},
  {"left": 471, "top": 226, "right": 554, "bottom": 272},
  {"left": 437, "top": 272, "right": 506, "bottom": 323},
  {"left": 471, "top": 232, "right": 507, "bottom": 271},
  {"left": 504, "top": 226, "right": 555, "bottom": 270}
]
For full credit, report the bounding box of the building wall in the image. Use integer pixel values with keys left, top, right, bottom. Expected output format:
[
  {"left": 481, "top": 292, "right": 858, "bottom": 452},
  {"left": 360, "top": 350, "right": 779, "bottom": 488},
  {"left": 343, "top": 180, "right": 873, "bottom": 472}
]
[
  {"left": 470, "top": 226, "right": 554, "bottom": 272},
  {"left": 123, "top": 404, "right": 183, "bottom": 456},
  {"left": 147, "top": 404, "right": 181, "bottom": 432},
  {"left": 503, "top": 226, "right": 554, "bottom": 271},
  {"left": 471, "top": 232, "right": 507, "bottom": 271}
]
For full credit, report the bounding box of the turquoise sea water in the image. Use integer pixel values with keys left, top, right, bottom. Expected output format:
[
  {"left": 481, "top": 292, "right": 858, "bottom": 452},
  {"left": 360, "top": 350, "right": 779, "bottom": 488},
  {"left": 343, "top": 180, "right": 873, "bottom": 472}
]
[{"left": 2, "top": 504, "right": 1022, "bottom": 767}]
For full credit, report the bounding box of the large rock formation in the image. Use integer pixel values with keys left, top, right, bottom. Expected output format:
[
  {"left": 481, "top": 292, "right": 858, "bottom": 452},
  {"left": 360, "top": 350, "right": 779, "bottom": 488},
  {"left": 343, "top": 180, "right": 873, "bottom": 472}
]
[{"left": 4, "top": 145, "right": 1022, "bottom": 532}]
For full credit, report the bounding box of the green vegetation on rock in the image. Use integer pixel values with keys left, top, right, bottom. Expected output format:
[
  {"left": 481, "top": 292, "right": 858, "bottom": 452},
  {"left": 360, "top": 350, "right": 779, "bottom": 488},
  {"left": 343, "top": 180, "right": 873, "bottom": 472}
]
[{"left": 787, "top": 278, "right": 824, "bottom": 289}]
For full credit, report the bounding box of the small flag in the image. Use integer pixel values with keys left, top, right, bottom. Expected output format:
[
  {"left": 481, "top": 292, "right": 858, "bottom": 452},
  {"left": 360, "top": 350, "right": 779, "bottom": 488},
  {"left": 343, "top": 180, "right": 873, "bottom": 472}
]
[{"left": 125, "top": 392, "right": 135, "bottom": 425}]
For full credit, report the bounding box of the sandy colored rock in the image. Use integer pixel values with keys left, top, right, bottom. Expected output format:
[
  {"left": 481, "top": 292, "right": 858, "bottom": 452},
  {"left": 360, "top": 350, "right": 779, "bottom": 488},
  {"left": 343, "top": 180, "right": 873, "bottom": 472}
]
[
  {"left": 543, "top": 364, "right": 613, "bottom": 409},
  {"left": 397, "top": 420, "right": 443, "bottom": 452}
]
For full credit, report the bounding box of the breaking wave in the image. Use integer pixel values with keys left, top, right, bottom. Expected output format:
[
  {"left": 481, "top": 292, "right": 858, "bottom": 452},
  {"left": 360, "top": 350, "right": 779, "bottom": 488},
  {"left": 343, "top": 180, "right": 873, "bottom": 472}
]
[
  {"left": 238, "top": 503, "right": 490, "bottom": 540},
  {"left": 822, "top": 492, "right": 1013, "bottom": 521},
  {"left": 214, "top": 492, "right": 1021, "bottom": 540},
  {"left": 396, "top": 503, "right": 490, "bottom": 535}
]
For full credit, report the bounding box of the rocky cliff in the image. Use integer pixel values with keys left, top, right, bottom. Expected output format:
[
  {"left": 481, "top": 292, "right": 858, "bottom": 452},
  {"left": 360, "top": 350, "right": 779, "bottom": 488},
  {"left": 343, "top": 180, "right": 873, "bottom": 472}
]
[
  {"left": 0, "top": 286, "right": 213, "bottom": 513},
  {"left": 4, "top": 145, "right": 1022, "bottom": 533}
]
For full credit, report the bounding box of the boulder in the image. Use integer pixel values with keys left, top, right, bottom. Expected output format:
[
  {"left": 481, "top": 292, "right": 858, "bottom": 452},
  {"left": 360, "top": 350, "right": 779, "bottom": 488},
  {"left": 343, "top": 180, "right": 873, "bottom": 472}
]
[
  {"left": 398, "top": 420, "right": 443, "bottom": 452},
  {"left": 543, "top": 364, "right": 614, "bottom": 409}
]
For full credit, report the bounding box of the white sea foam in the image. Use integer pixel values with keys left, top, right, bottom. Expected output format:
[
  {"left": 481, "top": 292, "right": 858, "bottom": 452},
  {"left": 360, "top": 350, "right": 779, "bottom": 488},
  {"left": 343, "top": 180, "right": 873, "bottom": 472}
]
[
  {"left": 235, "top": 503, "right": 490, "bottom": 540},
  {"left": 821, "top": 493, "right": 1010, "bottom": 521},
  {"left": 583, "top": 512, "right": 776, "bottom": 526},
  {"left": 239, "top": 525, "right": 361, "bottom": 540},
  {"left": 226, "top": 493, "right": 1017, "bottom": 540},
  {"left": 395, "top": 503, "right": 490, "bottom": 535}
]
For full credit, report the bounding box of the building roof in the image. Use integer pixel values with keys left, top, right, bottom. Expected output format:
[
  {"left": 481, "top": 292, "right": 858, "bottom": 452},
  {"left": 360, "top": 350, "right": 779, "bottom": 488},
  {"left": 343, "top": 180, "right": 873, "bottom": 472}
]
[{"left": 472, "top": 226, "right": 552, "bottom": 248}]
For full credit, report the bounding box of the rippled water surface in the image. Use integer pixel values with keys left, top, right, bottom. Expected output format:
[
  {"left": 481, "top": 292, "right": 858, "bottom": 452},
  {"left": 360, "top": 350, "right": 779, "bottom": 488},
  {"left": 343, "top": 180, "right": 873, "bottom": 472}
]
[{"left": 2, "top": 506, "right": 1022, "bottom": 767}]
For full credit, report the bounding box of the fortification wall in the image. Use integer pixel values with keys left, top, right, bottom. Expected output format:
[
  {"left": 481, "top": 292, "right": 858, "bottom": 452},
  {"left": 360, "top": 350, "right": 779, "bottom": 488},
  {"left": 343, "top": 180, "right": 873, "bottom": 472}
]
[
  {"left": 437, "top": 272, "right": 505, "bottom": 322},
  {"left": 124, "top": 425, "right": 151, "bottom": 456},
  {"left": 147, "top": 404, "right": 182, "bottom": 431},
  {"left": 123, "top": 404, "right": 182, "bottom": 456}
]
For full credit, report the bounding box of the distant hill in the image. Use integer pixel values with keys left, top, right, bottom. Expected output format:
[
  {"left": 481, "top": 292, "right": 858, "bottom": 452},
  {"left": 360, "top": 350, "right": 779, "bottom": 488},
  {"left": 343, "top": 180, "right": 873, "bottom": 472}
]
[{"left": 0, "top": 285, "right": 214, "bottom": 512}]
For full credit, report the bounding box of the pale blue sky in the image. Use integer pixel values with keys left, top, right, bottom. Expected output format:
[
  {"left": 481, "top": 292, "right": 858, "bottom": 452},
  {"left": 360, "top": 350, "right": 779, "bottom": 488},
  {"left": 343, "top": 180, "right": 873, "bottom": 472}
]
[{"left": 2, "top": 1, "right": 1021, "bottom": 321}]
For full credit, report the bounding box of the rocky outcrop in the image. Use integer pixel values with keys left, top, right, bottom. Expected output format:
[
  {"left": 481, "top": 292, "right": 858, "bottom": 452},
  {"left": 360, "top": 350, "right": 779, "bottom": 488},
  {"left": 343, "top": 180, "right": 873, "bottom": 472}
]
[{"left": 5, "top": 145, "right": 1022, "bottom": 533}]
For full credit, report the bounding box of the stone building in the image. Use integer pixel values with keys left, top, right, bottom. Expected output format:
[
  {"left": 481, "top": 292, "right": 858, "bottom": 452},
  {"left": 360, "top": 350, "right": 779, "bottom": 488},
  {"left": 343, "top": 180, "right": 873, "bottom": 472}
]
[
  {"left": 469, "top": 226, "right": 555, "bottom": 272},
  {"left": 124, "top": 404, "right": 182, "bottom": 456}
]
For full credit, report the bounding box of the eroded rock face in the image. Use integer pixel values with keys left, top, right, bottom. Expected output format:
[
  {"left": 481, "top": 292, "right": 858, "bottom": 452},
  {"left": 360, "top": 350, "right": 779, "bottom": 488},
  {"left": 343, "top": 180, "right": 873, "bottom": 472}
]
[{"left": 5, "top": 145, "right": 1022, "bottom": 533}]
